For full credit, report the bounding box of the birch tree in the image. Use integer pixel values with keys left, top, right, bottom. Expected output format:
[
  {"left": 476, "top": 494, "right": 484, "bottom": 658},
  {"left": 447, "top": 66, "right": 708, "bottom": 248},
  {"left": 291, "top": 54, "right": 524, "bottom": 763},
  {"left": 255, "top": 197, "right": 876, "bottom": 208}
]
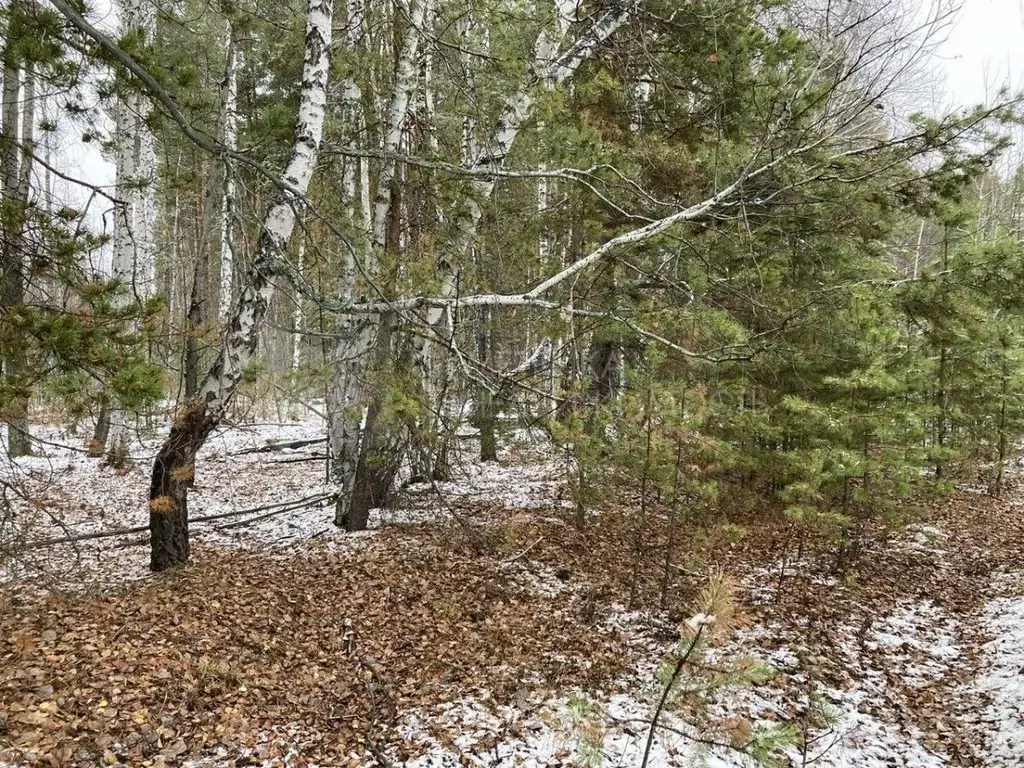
[
  {"left": 146, "top": 0, "right": 334, "bottom": 570},
  {"left": 103, "top": 0, "right": 158, "bottom": 465},
  {"left": 38, "top": 0, "right": 1024, "bottom": 574},
  {"left": 185, "top": 19, "right": 241, "bottom": 398},
  {"left": 328, "top": 0, "right": 428, "bottom": 531},
  {"left": 218, "top": 29, "right": 240, "bottom": 322},
  {"left": 325, "top": 0, "right": 369, "bottom": 528},
  {"left": 330, "top": 0, "right": 635, "bottom": 529}
]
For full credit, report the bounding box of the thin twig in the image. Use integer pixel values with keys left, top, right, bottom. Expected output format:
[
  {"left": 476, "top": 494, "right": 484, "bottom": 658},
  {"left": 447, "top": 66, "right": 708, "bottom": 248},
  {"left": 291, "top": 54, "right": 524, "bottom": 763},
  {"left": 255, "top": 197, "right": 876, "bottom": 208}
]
[
  {"left": 500, "top": 536, "right": 544, "bottom": 565},
  {"left": 641, "top": 623, "right": 706, "bottom": 768}
]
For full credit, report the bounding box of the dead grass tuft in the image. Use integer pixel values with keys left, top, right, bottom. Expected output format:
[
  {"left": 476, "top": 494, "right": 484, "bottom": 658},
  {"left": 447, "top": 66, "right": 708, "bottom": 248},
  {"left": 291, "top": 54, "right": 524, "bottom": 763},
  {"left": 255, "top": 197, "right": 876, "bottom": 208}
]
[{"left": 148, "top": 495, "right": 176, "bottom": 515}]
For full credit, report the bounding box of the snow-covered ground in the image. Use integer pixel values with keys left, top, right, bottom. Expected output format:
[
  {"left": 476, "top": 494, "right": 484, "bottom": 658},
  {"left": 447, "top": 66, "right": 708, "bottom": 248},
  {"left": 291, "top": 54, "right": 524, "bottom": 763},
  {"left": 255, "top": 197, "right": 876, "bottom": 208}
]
[
  {"left": 0, "top": 416, "right": 570, "bottom": 593},
  {"left": 964, "top": 573, "right": 1024, "bottom": 765},
  {"left": 386, "top": 524, "right": 1024, "bottom": 765},
  {"left": 389, "top": 605, "right": 958, "bottom": 768},
  {"left": 3, "top": 416, "right": 1024, "bottom": 766},
  {"left": 0, "top": 416, "right": 341, "bottom": 590}
]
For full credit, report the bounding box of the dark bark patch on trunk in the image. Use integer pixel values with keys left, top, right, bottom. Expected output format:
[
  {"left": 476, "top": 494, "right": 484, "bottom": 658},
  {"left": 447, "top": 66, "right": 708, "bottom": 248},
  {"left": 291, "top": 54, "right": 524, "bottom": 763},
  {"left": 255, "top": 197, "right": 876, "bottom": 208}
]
[{"left": 148, "top": 398, "right": 215, "bottom": 571}]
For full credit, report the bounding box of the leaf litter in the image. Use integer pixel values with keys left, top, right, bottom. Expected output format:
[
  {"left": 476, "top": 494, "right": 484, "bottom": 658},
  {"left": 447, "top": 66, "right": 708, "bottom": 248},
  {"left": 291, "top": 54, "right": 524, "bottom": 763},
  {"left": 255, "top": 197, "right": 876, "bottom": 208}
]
[{"left": 3, "top": 416, "right": 1024, "bottom": 765}]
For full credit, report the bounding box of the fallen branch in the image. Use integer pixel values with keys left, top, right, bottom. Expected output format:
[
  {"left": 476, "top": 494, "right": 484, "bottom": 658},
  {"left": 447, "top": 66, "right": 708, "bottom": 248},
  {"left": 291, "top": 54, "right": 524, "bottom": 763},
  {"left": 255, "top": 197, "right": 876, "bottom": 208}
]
[
  {"left": 270, "top": 454, "right": 328, "bottom": 465},
  {"left": 230, "top": 437, "right": 327, "bottom": 455},
  {"left": 19, "top": 493, "right": 336, "bottom": 549},
  {"left": 215, "top": 493, "right": 337, "bottom": 530},
  {"left": 19, "top": 522, "right": 151, "bottom": 550}
]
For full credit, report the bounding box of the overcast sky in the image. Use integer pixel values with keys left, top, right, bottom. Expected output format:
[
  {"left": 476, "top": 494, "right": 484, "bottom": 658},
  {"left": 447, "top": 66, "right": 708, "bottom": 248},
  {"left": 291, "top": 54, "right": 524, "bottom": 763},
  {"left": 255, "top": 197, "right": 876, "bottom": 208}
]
[{"left": 936, "top": 0, "right": 1024, "bottom": 109}]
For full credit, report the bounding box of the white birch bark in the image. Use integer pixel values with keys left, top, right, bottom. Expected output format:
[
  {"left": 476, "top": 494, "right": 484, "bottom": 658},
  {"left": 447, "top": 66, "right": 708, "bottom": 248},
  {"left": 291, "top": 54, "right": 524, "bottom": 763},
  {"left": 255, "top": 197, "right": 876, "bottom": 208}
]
[
  {"left": 330, "top": 0, "right": 429, "bottom": 525},
  {"left": 416, "top": 0, "right": 438, "bottom": 154},
  {"left": 412, "top": 1, "right": 630, "bottom": 399},
  {"left": 337, "top": 0, "right": 370, "bottom": 229},
  {"left": 149, "top": 0, "right": 334, "bottom": 570},
  {"left": 218, "top": 33, "right": 240, "bottom": 322},
  {"left": 292, "top": 233, "right": 304, "bottom": 371},
  {"left": 325, "top": 0, "right": 370, "bottom": 528},
  {"left": 199, "top": 1, "right": 331, "bottom": 411},
  {"left": 327, "top": 0, "right": 373, "bottom": 526},
  {"left": 372, "top": 0, "right": 427, "bottom": 247},
  {"left": 105, "top": 0, "right": 157, "bottom": 464},
  {"left": 444, "top": 0, "right": 627, "bottom": 307}
]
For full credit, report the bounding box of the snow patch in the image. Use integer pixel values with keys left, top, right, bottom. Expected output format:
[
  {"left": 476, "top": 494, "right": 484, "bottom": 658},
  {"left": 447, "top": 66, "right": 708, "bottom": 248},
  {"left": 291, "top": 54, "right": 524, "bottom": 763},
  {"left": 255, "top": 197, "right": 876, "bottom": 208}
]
[{"left": 967, "top": 574, "right": 1024, "bottom": 766}]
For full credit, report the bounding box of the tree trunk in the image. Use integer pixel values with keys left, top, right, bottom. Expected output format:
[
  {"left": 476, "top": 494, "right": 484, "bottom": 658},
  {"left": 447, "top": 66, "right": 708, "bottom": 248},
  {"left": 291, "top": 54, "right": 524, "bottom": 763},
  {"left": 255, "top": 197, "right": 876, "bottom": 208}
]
[
  {"left": 329, "top": 316, "right": 374, "bottom": 526},
  {"left": 217, "top": 31, "right": 239, "bottom": 322},
  {"left": 331, "top": 0, "right": 422, "bottom": 525},
  {"left": 1, "top": 22, "right": 33, "bottom": 457},
  {"left": 186, "top": 39, "right": 237, "bottom": 398},
  {"left": 149, "top": 405, "right": 206, "bottom": 570},
  {"left": 148, "top": 0, "right": 334, "bottom": 570},
  {"left": 476, "top": 306, "right": 497, "bottom": 462},
  {"left": 345, "top": 311, "right": 400, "bottom": 531},
  {"left": 184, "top": 249, "right": 208, "bottom": 399},
  {"left": 89, "top": 401, "right": 110, "bottom": 456},
  {"left": 586, "top": 261, "right": 621, "bottom": 406},
  {"left": 292, "top": 233, "right": 304, "bottom": 370},
  {"left": 347, "top": 184, "right": 405, "bottom": 527},
  {"left": 328, "top": 0, "right": 371, "bottom": 528},
  {"left": 406, "top": 1, "right": 629, "bottom": 463},
  {"left": 101, "top": 0, "right": 157, "bottom": 465}
]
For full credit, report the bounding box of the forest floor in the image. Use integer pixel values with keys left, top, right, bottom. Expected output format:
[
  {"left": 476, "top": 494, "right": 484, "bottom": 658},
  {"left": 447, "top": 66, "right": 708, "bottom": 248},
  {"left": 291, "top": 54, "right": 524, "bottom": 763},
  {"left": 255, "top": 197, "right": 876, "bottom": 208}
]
[{"left": 1, "top": 412, "right": 1024, "bottom": 767}]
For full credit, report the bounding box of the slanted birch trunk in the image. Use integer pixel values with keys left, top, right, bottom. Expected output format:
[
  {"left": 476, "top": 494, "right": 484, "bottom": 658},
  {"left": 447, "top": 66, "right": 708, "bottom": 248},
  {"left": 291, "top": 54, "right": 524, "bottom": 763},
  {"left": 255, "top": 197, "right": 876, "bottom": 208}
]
[
  {"left": 410, "top": 0, "right": 631, "bottom": 472},
  {"left": 149, "top": 0, "right": 334, "bottom": 571}
]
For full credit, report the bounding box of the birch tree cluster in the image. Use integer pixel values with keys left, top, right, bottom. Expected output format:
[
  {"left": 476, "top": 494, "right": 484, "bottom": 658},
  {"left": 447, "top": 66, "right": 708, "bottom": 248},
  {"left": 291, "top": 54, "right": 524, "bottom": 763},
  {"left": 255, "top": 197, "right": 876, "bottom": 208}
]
[{"left": 3, "top": 0, "right": 1024, "bottom": 570}]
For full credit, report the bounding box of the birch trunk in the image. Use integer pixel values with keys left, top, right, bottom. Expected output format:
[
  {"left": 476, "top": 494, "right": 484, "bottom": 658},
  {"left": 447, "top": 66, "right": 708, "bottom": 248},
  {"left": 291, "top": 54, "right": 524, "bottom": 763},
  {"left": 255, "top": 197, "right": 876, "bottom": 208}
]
[
  {"left": 186, "top": 41, "right": 235, "bottom": 399},
  {"left": 330, "top": 0, "right": 425, "bottom": 529},
  {"left": 292, "top": 233, "right": 304, "bottom": 370},
  {"left": 104, "top": 0, "right": 158, "bottom": 465},
  {"left": 1, "top": 25, "right": 33, "bottom": 457},
  {"left": 218, "top": 33, "right": 239, "bottom": 323},
  {"left": 338, "top": 0, "right": 364, "bottom": 222},
  {"left": 372, "top": 0, "right": 426, "bottom": 246},
  {"left": 411, "top": 0, "right": 630, "bottom": 468},
  {"left": 149, "top": 0, "right": 334, "bottom": 571},
  {"left": 334, "top": 0, "right": 630, "bottom": 527},
  {"left": 328, "top": 0, "right": 374, "bottom": 528},
  {"left": 536, "top": 139, "right": 562, "bottom": 419}
]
